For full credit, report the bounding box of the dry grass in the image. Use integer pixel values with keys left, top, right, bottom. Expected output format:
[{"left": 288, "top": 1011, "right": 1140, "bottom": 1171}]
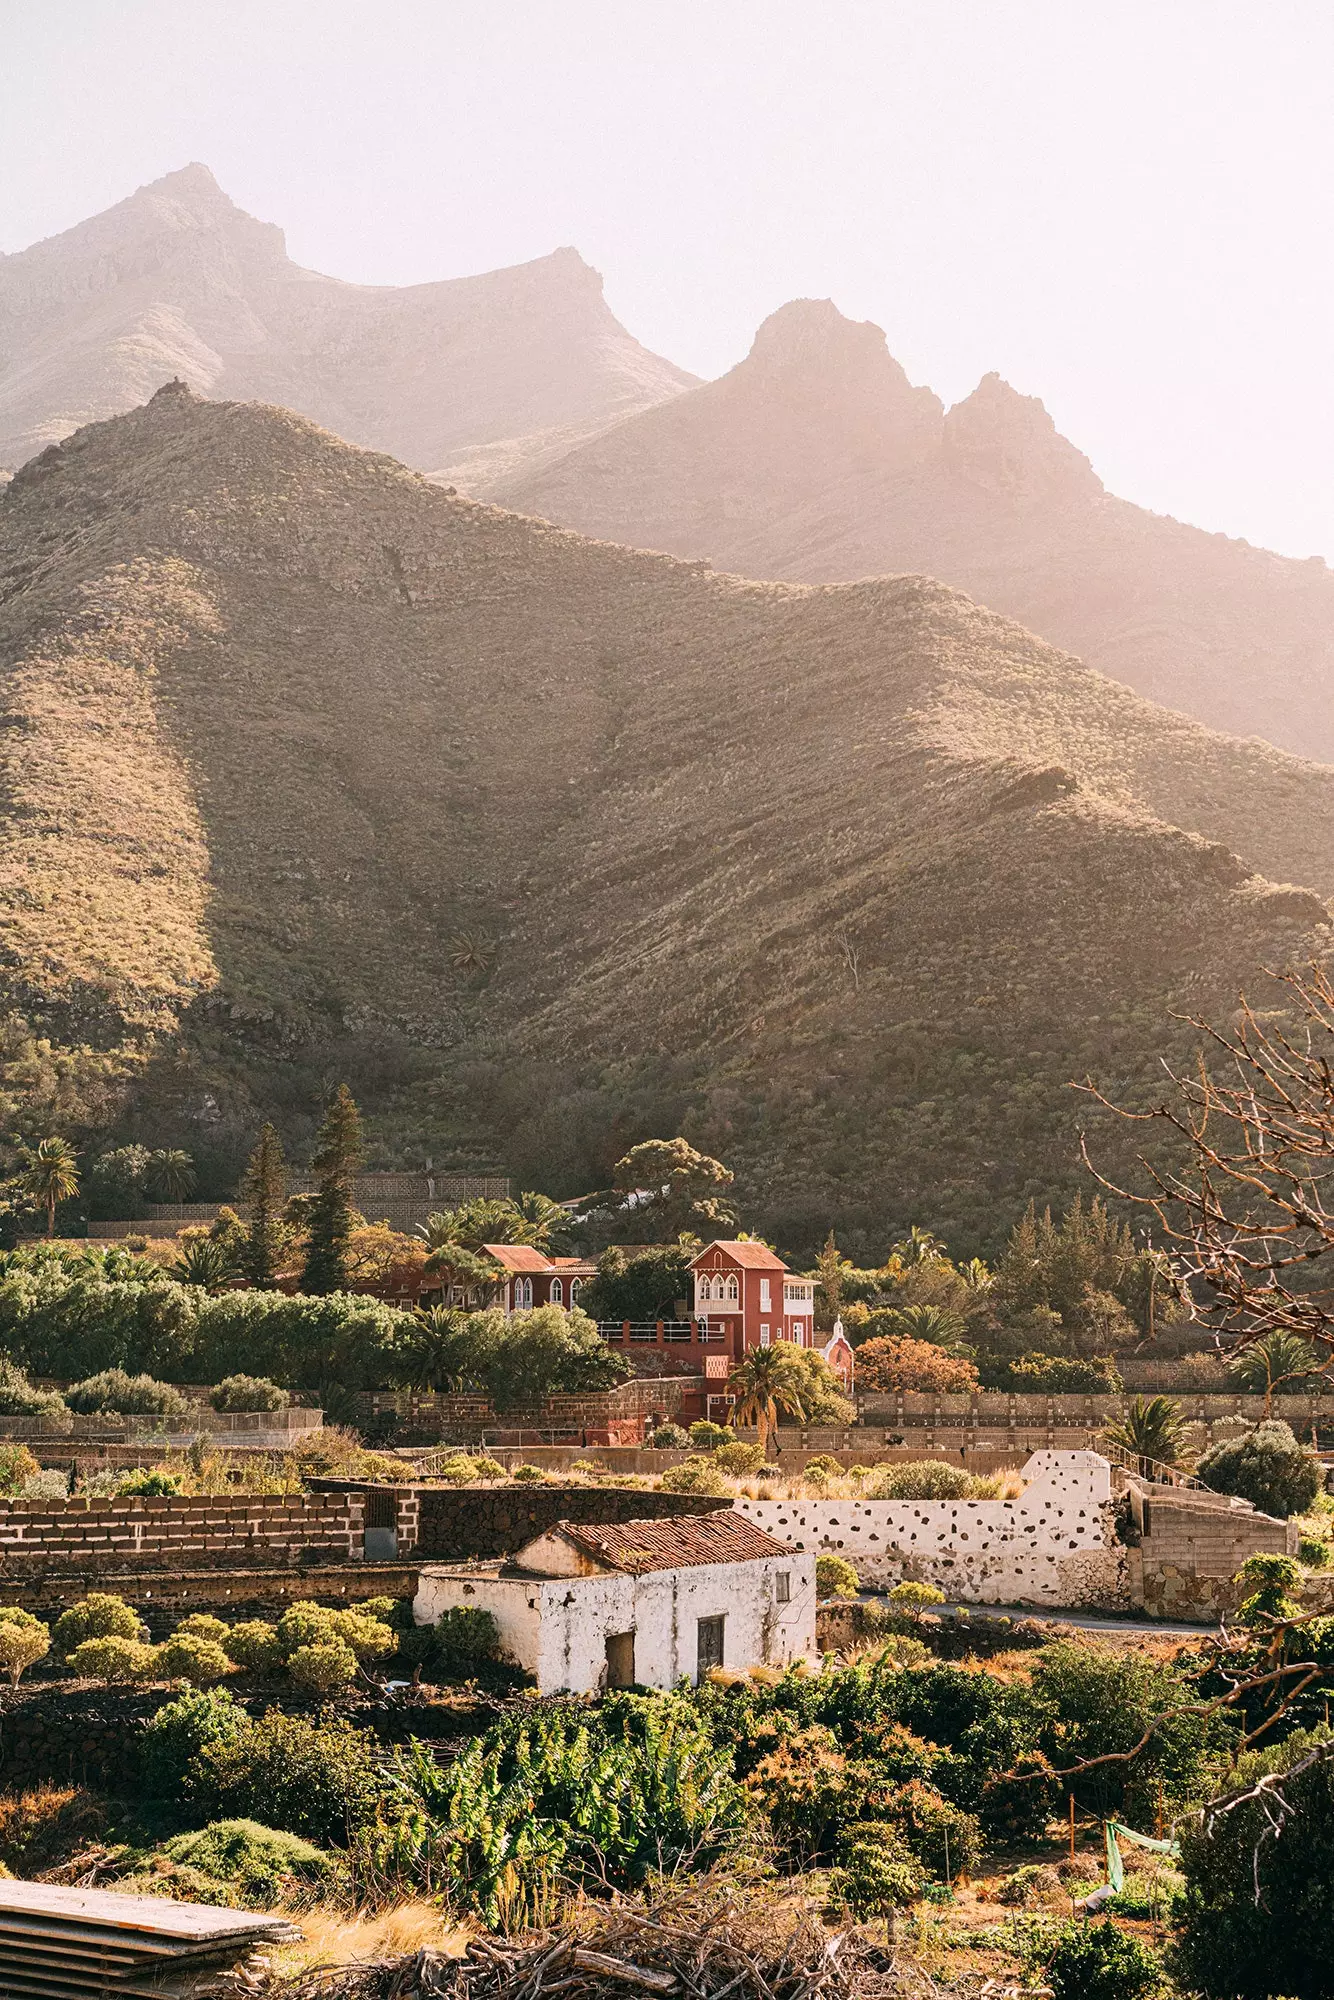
[{"left": 270, "top": 1902, "right": 467, "bottom": 1980}]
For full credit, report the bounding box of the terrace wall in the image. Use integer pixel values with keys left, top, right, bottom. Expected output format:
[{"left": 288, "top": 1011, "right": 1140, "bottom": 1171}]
[{"left": 0, "top": 1492, "right": 364, "bottom": 1575}]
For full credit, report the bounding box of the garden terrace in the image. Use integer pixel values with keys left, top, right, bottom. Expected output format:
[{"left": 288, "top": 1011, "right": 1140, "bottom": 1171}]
[{"left": 823, "top": 1388, "right": 1334, "bottom": 1455}]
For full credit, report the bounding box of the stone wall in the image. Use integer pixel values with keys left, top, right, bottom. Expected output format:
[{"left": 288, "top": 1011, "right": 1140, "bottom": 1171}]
[
  {"left": 0, "top": 1492, "right": 364, "bottom": 1574},
  {"left": 408, "top": 1484, "right": 729, "bottom": 1559},
  {"left": 734, "top": 1451, "right": 1126, "bottom": 1609},
  {"left": 840, "top": 1390, "right": 1334, "bottom": 1453},
  {"left": 1127, "top": 1481, "right": 1297, "bottom": 1618},
  {"left": 0, "top": 1562, "right": 418, "bottom": 1623}
]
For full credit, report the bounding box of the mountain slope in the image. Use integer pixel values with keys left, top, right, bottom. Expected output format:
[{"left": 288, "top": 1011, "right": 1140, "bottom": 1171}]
[
  {"left": 499, "top": 299, "right": 1334, "bottom": 762},
  {"left": 0, "top": 165, "right": 695, "bottom": 477},
  {"left": 1, "top": 386, "right": 1331, "bottom": 1254}
]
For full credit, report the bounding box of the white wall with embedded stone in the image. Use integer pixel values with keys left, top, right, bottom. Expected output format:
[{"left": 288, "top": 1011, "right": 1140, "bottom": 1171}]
[{"left": 732, "top": 1450, "right": 1127, "bottom": 1609}]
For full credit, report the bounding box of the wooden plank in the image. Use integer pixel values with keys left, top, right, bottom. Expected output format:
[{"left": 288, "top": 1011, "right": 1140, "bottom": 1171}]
[{"left": 0, "top": 1879, "right": 293, "bottom": 1942}]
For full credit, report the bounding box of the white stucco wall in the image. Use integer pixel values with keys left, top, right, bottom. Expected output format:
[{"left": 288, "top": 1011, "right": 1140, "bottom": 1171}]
[
  {"left": 414, "top": 1552, "right": 817, "bottom": 1692},
  {"left": 732, "top": 1450, "right": 1125, "bottom": 1608}
]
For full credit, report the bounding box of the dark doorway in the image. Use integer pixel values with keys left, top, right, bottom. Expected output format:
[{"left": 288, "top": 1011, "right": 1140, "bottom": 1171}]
[
  {"left": 363, "top": 1487, "right": 398, "bottom": 1561},
  {"left": 605, "top": 1631, "right": 636, "bottom": 1687},
  {"left": 696, "top": 1614, "right": 725, "bottom": 1678}
]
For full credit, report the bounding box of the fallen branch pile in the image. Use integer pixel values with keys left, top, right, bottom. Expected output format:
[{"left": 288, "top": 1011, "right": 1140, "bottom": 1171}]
[{"left": 258, "top": 1879, "right": 943, "bottom": 2000}]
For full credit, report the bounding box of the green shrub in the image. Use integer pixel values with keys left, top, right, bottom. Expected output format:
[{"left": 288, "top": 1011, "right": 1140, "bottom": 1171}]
[
  {"left": 997, "top": 1862, "right": 1059, "bottom": 1906},
  {"left": 208, "top": 1375, "right": 289, "bottom": 1413},
  {"left": 869, "top": 1460, "right": 975, "bottom": 1500},
  {"left": 221, "top": 1620, "right": 283, "bottom": 1674},
  {"left": 816, "top": 1555, "right": 860, "bottom": 1600},
  {"left": 884, "top": 1780, "right": 982, "bottom": 1878},
  {"left": 1197, "top": 1419, "right": 1322, "bottom": 1518},
  {"left": 509, "top": 1463, "right": 546, "bottom": 1484},
  {"left": 430, "top": 1606, "right": 503, "bottom": 1681},
  {"left": 156, "top": 1633, "right": 234, "bottom": 1686},
  {"left": 714, "top": 1441, "right": 766, "bottom": 1476},
  {"left": 352, "top": 1596, "right": 400, "bottom": 1625},
  {"left": 1301, "top": 1533, "right": 1331, "bottom": 1570},
  {"left": 53, "top": 1592, "right": 144, "bottom": 1655},
  {"left": 274, "top": 1601, "right": 337, "bottom": 1657},
  {"left": 330, "top": 1611, "right": 394, "bottom": 1663},
  {"left": 68, "top": 1635, "right": 156, "bottom": 1682},
  {"left": 176, "top": 1613, "right": 231, "bottom": 1645},
  {"left": 0, "top": 1607, "right": 50, "bottom": 1684},
  {"left": 0, "top": 1361, "right": 67, "bottom": 1421},
  {"left": 649, "top": 1423, "right": 690, "bottom": 1449},
  {"left": 1040, "top": 1919, "right": 1164, "bottom": 2000},
  {"left": 158, "top": 1818, "right": 337, "bottom": 1906},
  {"left": 436, "top": 1453, "right": 483, "bottom": 1485},
  {"left": 887, "top": 1581, "right": 946, "bottom": 1623},
  {"left": 1029, "top": 1642, "right": 1228, "bottom": 1821},
  {"left": 0, "top": 1443, "right": 41, "bottom": 1495},
  {"left": 828, "top": 1821, "right": 923, "bottom": 1921},
  {"left": 689, "top": 1421, "right": 731, "bottom": 1450},
  {"left": 802, "top": 1453, "right": 843, "bottom": 1484},
  {"left": 65, "top": 1370, "right": 190, "bottom": 1418},
  {"left": 660, "top": 1455, "right": 727, "bottom": 1495},
  {"left": 190, "top": 1707, "right": 382, "bottom": 1843},
  {"left": 1173, "top": 1729, "right": 1334, "bottom": 1999},
  {"left": 1235, "top": 1551, "right": 1304, "bottom": 1625},
  {"left": 116, "top": 1468, "right": 183, "bottom": 1497},
  {"left": 287, "top": 1640, "right": 358, "bottom": 1696},
  {"left": 471, "top": 1456, "right": 505, "bottom": 1480},
  {"left": 140, "top": 1687, "right": 248, "bottom": 1798}
]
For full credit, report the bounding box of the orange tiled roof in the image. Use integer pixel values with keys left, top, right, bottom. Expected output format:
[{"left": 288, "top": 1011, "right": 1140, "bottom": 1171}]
[
  {"left": 482, "top": 1243, "right": 554, "bottom": 1273},
  {"left": 548, "top": 1512, "right": 794, "bottom": 1574},
  {"left": 689, "top": 1240, "right": 787, "bottom": 1272}
]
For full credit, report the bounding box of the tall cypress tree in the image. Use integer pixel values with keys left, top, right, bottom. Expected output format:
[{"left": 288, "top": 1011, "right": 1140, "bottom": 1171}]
[
  {"left": 240, "top": 1121, "right": 288, "bottom": 1289},
  {"left": 300, "top": 1085, "right": 363, "bottom": 1295}
]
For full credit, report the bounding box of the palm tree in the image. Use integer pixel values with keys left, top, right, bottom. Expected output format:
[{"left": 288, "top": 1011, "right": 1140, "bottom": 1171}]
[
  {"left": 402, "top": 1305, "right": 473, "bottom": 1392},
  {"left": 145, "top": 1148, "right": 196, "bottom": 1205},
  {"left": 506, "top": 1191, "right": 569, "bottom": 1252},
  {"left": 891, "top": 1226, "right": 947, "bottom": 1267},
  {"left": 728, "top": 1344, "right": 808, "bottom": 1452},
  {"left": 1231, "top": 1331, "right": 1327, "bottom": 1415},
  {"left": 172, "top": 1235, "right": 234, "bottom": 1294},
  {"left": 15, "top": 1137, "right": 80, "bottom": 1236},
  {"left": 1103, "top": 1395, "right": 1187, "bottom": 1477},
  {"left": 879, "top": 1303, "right": 971, "bottom": 1352}
]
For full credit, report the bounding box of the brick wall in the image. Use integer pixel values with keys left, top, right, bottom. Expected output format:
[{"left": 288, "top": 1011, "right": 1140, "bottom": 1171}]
[
  {"left": 0, "top": 1492, "right": 365, "bottom": 1574},
  {"left": 0, "top": 1561, "right": 418, "bottom": 1623}
]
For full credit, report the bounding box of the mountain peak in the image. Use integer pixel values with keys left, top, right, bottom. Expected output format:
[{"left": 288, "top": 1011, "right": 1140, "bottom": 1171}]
[
  {"left": 736, "top": 299, "right": 944, "bottom": 439},
  {"left": 944, "top": 372, "right": 1101, "bottom": 500}
]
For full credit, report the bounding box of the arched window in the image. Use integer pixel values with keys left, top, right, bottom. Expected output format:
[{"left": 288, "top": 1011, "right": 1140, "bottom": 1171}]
[
  {"left": 514, "top": 1276, "right": 532, "bottom": 1310},
  {"left": 550, "top": 1278, "right": 563, "bottom": 1306},
  {"left": 569, "top": 1277, "right": 582, "bottom": 1303},
  {"left": 724, "top": 1274, "right": 739, "bottom": 1305}
]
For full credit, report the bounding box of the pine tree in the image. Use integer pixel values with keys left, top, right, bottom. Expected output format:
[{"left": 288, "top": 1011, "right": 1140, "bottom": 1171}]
[
  {"left": 300, "top": 1086, "right": 363, "bottom": 1295},
  {"left": 240, "top": 1121, "right": 287, "bottom": 1289}
]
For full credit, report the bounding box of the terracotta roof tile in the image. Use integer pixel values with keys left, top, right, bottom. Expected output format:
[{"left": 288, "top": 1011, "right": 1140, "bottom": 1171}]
[
  {"left": 550, "top": 1511, "right": 795, "bottom": 1574},
  {"left": 482, "top": 1243, "right": 554, "bottom": 1272},
  {"left": 689, "top": 1240, "right": 787, "bottom": 1272}
]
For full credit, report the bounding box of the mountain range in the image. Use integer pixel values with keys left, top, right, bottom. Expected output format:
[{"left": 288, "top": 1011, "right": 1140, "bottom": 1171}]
[
  {"left": 498, "top": 298, "right": 1334, "bottom": 764},
  {"left": 1, "top": 383, "right": 1331, "bottom": 1254},
  {"left": 0, "top": 164, "right": 693, "bottom": 485}
]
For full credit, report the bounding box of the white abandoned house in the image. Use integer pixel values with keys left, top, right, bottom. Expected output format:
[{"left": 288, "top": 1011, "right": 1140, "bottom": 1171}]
[
  {"left": 414, "top": 1512, "right": 815, "bottom": 1693},
  {"left": 733, "top": 1449, "right": 1297, "bottom": 1616}
]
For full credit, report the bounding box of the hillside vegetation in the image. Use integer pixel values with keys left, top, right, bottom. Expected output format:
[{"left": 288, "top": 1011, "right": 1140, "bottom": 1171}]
[
  {"left": 0, "top": 384, "right": 1331, "bottom": 1252},
  {"left": 501, "top": 297, "right": 1334, "bottom": 763}
]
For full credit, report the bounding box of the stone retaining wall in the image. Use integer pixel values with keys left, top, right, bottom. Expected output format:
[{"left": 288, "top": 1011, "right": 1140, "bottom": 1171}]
[
  {"left": 0, "top": 1562, "right": 419, "bottom": 1622},
  {"left": 0, "top": 1492, "right": 364, "bottom": 1574}
]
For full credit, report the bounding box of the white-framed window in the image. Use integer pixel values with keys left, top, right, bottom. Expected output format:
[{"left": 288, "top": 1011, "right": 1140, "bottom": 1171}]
[
  {"left": 550, "top": 1278, "right": 563, "bottom": 1305},
  {"left": 569, "top": 1277, "right": 582, "bottom": 1302},
  {"left": 760, "top": 1324, "right": 770, "bottom": 1346},
  {"left": 514, "top": 1276, "right": 533, "bottom": 1309},
  {"left": 759, "top": 1279, "right": 771, "bottom": 1310}
]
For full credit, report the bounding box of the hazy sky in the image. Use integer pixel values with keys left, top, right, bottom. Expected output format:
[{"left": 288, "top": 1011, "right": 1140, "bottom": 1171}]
[{"left": 5, "top": 1, "right": 1334, "bottom": 558}]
